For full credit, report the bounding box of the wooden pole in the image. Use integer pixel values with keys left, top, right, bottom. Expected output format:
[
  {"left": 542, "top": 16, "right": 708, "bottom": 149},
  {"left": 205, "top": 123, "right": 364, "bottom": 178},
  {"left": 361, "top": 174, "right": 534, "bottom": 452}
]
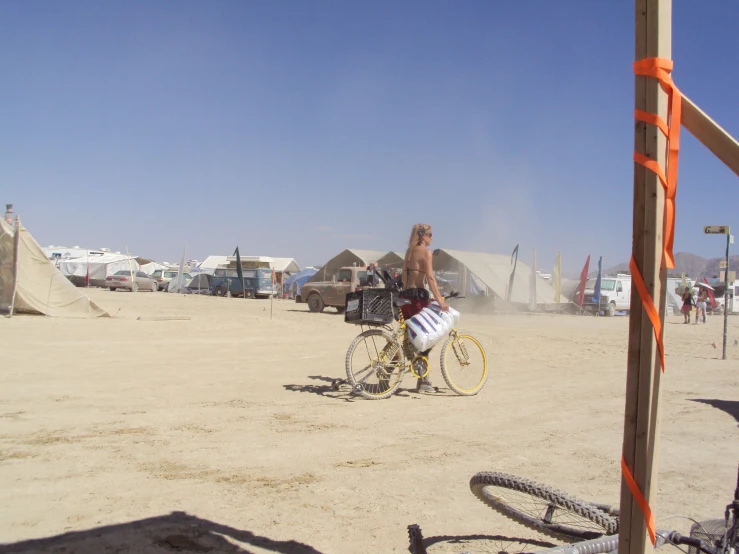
[
  {"left": 620, "top": 1, "right": 670, "bottom": 554},
  {"left": 9, "top": 216, "right": 21, "bottom": 317}
]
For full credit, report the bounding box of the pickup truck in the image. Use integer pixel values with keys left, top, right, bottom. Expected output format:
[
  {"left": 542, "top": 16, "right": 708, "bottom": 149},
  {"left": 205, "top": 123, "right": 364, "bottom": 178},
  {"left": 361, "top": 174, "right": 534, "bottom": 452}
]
[{"left": 297, "top": 266, "right": 381, "bottom": 313}]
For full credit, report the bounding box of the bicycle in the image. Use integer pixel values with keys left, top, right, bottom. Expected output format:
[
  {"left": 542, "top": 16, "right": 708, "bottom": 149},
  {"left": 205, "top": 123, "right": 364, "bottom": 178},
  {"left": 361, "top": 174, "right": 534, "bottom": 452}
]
[
  {"left": 341, "top": 271, "right": 488, "bottom": 400},
  {"left": 463, "top": 462, "right": 739, "bottom": 554}
]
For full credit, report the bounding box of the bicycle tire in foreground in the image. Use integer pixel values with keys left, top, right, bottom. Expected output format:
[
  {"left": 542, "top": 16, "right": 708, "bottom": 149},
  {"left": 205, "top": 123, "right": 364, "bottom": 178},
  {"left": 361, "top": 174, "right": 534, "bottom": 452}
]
[{"left": 469, "top": 472, "right": 619, "bottom": 542}]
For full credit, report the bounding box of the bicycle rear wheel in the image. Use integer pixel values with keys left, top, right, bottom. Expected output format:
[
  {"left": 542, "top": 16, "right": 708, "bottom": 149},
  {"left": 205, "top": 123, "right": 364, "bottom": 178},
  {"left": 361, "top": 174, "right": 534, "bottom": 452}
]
[
  {"left": 469, "top": 472, "right": 619, "bottom": 542},
  {"left": 439, "top": 332, "right": 488, "bottom": 395},
  {"left": 345, "top": 329, "right": 405, "bottom": 400}
]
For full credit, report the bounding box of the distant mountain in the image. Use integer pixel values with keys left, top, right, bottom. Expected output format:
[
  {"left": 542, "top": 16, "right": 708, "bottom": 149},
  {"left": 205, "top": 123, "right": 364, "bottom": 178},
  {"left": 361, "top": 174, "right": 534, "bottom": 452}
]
[{"left": 590, "top": 251, "right": 739, "bottom": 280}]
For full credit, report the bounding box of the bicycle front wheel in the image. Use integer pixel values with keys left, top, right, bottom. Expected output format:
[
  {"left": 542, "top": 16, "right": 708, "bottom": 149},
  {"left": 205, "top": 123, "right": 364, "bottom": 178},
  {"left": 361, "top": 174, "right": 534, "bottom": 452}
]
[
  {"left": 345, "top": 328, "right": 405, "bottom": 400},
  {"left": 439, "top": 332, "right": 488, "bottom": 395},
  {"left": 469, "top": 472, "right": 619, "bottom": 542}
]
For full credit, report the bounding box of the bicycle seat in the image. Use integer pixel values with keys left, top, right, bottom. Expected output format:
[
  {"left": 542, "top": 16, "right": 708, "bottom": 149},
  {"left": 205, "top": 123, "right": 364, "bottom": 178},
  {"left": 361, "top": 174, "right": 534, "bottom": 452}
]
[{"left": 394, "top": 297, "right": 412, "bottom": 306}]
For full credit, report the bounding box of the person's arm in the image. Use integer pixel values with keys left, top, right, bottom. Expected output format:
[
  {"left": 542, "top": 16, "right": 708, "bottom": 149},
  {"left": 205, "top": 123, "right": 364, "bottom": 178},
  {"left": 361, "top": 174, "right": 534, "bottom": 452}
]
[
  {"left": 423, "top": 250, "right": 449, "bottom": 311},
  {"left": 401, "top": 259, "right": 407, "bottom": 290}
]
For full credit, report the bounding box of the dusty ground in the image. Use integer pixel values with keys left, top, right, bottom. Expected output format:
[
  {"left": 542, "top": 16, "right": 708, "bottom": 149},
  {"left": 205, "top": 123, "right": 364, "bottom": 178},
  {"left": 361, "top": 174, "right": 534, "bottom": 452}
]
[{"left": 1, "top": 289, "right": 738, "bottom": 553}]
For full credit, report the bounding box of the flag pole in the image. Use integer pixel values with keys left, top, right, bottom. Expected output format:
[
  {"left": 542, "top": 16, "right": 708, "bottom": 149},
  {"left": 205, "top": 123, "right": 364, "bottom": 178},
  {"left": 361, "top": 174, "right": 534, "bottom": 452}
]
[
  {"left": 125, "top": 245, "right": 135, "bottom": 293},
  {"left": 270, "top": 265, "right": 275, "bottom": 320},
  {"left": 9, "top": 216, "right": 21, "bottom": 317}
]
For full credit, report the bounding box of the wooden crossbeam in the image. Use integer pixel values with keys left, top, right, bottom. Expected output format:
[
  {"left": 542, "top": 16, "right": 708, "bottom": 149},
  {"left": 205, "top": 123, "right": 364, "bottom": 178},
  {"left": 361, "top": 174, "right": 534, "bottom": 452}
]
[{"left": 682, "top": 94, "right": 739, "bottom": 178}]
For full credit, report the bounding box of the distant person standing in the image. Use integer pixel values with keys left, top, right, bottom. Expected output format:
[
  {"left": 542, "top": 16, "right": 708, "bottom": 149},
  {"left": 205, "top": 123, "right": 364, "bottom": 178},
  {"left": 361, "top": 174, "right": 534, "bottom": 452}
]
[
  {"left": 681, "top": 287, "right": 694, "bottom": 324},
  {"left": 695, "top": 286, "right": 708, "bottom": 324},
  {"left": 3, "top": 204, "right": 15, "bottom": 228}
]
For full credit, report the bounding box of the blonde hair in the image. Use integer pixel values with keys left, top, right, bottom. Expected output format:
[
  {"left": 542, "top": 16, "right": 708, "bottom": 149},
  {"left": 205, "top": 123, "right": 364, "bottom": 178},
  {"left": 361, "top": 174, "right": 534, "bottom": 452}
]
[{"left": 404, "top": 223, "right": 432, "bottom": 262}]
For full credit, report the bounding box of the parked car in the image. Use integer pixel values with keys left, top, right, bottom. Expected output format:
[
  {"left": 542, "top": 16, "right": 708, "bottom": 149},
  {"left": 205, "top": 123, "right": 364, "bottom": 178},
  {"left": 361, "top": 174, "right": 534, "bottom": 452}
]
[
  {"left": 151, "top": 269, "right": 192, "bottom": 291},
  {"left": 106, "top": 270, "right": 158, "bottom": 292}
]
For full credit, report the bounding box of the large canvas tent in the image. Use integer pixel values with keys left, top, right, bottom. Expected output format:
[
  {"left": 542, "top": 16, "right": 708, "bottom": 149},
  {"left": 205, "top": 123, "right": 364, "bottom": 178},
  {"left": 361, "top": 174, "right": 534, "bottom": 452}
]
[
  {"left": 432, "top": 248, "right": 566, "bottom": 309},
  {"left": 307, "top": 249, "right": 388, "bottom": 284},
  {"left": 377, "top": 251, "right": 404, "bottom": 268},
  {"left": 0, "top": 220, "right": 108, "bottom": 317}
]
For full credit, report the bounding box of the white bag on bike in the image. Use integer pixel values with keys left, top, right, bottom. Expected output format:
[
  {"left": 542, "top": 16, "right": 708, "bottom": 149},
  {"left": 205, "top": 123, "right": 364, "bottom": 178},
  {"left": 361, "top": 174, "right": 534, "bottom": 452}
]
[{"left": 406, "top": 301, "right": 460, "bottom": 352}]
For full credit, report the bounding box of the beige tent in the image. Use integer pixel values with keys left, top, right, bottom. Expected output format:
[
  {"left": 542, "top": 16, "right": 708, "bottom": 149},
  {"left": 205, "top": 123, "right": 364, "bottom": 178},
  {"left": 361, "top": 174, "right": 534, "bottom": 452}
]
[
  {"left": 307, "top": 249, "right": 389, "bottom": 284},
  {"left": 377, "top": 251, "right": 404, "bottom": 268},
  {"left": 0, "top": 220, "right": 109, "bottom": 317},
  {"left": 432, "top": 248, "right": 568, "bottom": 308}
]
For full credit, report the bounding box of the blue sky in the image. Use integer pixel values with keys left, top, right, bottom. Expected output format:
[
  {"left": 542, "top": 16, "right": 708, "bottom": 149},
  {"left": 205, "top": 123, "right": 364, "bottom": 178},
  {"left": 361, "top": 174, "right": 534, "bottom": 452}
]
[{"left": 2, "top": 1, "right": 737, "bottom": 276}]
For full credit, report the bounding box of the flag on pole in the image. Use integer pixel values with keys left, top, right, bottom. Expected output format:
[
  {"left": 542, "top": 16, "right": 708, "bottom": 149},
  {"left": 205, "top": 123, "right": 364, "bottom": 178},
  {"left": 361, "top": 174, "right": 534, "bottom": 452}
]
[
  {"left": 553, "top": 252, "right": 562, "bottom": 304},
  {"left": 506, "top": 244, "right": 519, "bottom": 302},
  {"left": 704, "top": 277, "right": 717, "bottom": 309},
  {"left": 234, "top": 247, "right": 244, "bottom": 297},
  {"left": 176, "top": 246, "right": 186, "bottom": 293},
  {"left": 528, "top": 249, "right": 537, "bottom": 312},
  {"left": 577, "top": 255, "right": 591, "bottom": 307},
  {"left": 592, "top": 256, "right": 603, "bottom": 304}
]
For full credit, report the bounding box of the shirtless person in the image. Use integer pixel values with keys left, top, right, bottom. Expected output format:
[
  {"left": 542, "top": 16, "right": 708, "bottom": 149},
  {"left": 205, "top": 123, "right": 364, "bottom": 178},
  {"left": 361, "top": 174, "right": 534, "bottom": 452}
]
[{"left": 400, "top": 223, "right": 448, "bottom": 392}]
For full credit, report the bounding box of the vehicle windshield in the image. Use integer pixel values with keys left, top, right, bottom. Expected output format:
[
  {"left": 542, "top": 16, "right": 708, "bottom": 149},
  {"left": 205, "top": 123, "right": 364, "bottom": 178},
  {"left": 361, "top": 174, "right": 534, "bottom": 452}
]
[
  {"left": 114, "top": 270, "right": 134, "bottom": 276},
  {"left": 585, "top": 278, "right": 616, "bottom": 291}
]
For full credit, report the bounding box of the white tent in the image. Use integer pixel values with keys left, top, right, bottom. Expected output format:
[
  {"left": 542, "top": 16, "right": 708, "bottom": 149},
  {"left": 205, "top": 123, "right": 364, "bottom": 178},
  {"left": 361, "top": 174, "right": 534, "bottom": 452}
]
[
  {"left": 271, "top": 258, "right": 301, "bottom": 274},
  {"left": 139, "top": 261, "right": 167, "bottom": 275},
  {"left": 198, "top": 255, "right": 230, "bottom": 270},
  {"left": 0, "top": 220, "right": 108, "bottom": 317},
  {"left": 58, "top": 254, "right": 140, "bottom": 287},
  {"left": 432, "top": 248, "right": 567, "bottom": 309}
]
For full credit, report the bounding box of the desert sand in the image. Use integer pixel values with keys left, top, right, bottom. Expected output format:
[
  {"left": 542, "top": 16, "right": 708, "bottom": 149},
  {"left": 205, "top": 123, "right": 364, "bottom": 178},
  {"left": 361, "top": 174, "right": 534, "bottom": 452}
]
[{"left": 1, "top": 289, "right": 738, "bottom": 553}]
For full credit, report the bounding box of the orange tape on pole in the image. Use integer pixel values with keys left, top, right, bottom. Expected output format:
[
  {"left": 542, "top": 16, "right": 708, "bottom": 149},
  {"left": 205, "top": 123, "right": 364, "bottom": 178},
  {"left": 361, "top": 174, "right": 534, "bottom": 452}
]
[
  {"left": 629, "top": 256, "right": 665, "bottom": 372},
  {"left": 621, "top": 456, "right": 657, "bottom": 545}
]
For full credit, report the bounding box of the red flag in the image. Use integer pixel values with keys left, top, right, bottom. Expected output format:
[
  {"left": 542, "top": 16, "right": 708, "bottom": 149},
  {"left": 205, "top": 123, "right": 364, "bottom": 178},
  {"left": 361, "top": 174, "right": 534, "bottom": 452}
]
[
  {"left": 704, "top": 277, "right": 717, "bottom": 309},
  {"left": 577, "top": 255, "right": 591, "bottom": 307},
  {"left": 85, "top": 262, "right": 90, "bottom": 286}
]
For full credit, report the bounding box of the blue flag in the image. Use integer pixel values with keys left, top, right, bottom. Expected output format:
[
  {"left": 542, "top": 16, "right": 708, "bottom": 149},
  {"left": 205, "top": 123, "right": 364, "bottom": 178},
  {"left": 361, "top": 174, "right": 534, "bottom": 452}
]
[
  {"left": 506, "top": 244, "right": 519, "bottom": 302},
  {"left": 592, "top": 256, "right": 603, "bottom": 303},
  {"left": 234, "top": 247, "right": 244, "bottom": 290}
]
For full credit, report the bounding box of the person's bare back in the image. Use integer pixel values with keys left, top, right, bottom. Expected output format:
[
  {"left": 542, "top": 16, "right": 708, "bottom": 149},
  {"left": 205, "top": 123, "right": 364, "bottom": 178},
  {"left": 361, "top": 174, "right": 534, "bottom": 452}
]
[{"left": 403, "top": 245, "right": 429, "bottom": 289}]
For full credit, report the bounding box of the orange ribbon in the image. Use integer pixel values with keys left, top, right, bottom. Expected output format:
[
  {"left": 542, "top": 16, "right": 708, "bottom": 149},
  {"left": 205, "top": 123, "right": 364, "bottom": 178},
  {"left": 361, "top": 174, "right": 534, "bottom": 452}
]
[
  {"left": 633, "top": 57, "right": 682, "bottom": 270},
  {"left": 621, "top": 456, "right": 657, "bottom": 545},
  {"left": 629, "top": 256, "right": 665, "bottom": 372}
]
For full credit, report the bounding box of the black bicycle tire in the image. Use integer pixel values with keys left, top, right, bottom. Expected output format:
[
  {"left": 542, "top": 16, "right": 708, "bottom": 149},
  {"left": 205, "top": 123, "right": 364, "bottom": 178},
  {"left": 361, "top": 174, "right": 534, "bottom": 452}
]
[
  {"left": 345, "top": 329, "right": 404, "bottom": 400},
  {"left": 470, "top": 472, "right": 619, "bottom": 542}
]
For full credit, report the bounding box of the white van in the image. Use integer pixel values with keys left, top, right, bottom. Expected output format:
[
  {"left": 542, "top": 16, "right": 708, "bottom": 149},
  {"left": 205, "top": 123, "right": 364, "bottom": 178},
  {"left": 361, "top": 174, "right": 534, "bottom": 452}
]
[{"left": 576, "top": 274, "right": 631, "bottom": 316}]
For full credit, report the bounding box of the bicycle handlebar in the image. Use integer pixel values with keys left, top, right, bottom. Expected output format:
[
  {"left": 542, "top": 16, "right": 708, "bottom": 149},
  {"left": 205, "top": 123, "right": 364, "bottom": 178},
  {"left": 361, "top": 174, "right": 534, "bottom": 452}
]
[{"left": 666, "top": 531, "right": 718, "bottom": 554}]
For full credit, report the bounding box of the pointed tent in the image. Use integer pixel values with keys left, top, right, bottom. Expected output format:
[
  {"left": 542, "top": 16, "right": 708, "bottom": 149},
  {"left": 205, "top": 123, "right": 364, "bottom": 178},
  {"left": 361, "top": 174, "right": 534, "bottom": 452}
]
[
  {"left": 432, "top": 248, "right": 566, "bottom": 308},
  {"left": 0, "top": 220, "right": 108, "bottom": 317},
  {"left": 306, "top": 249, "right": 389, "bottom": 284},
  {"left": 376, "top": 251, "right": 404, "bottom": 269},
  {"left": 270, "top": 258, "right": 301, "bottom": 275}
]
